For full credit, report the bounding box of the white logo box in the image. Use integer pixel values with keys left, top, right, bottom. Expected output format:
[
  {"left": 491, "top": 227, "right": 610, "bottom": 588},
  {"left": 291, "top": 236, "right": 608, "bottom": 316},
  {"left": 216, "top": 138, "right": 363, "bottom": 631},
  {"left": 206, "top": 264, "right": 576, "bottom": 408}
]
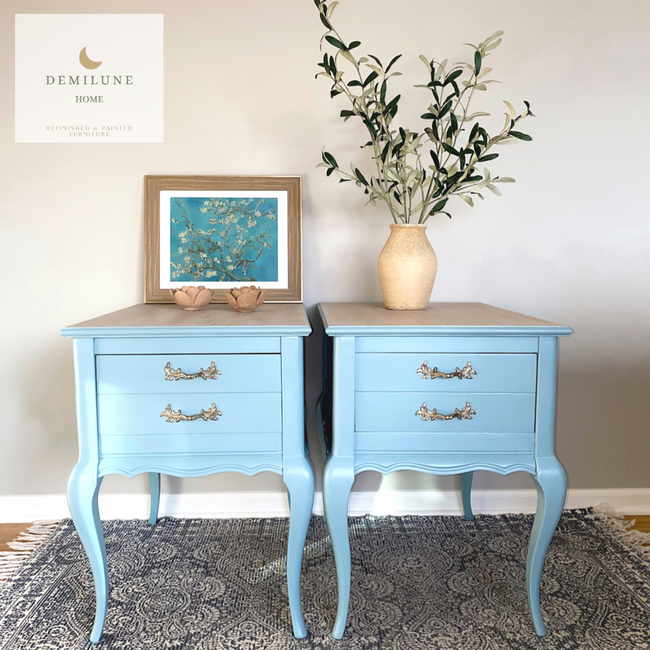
[{"left": 15, "top": 14, "right": 164, "bottom": 143}]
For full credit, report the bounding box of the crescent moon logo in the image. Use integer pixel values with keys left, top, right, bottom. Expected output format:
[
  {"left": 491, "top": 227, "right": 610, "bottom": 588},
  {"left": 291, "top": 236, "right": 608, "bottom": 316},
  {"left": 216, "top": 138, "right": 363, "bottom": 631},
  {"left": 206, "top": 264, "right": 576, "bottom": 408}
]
[{"left": 79, "top": 47, "right": 102, "bottom": 70}]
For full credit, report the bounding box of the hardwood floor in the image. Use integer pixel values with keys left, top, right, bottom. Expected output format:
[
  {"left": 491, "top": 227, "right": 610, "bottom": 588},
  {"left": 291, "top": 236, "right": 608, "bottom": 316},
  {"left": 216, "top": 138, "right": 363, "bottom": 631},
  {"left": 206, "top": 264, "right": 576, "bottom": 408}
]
[
  {"left": 1, "top": 516, "right": 649, "bottom": 553},
  {"left": 626, "top": 514, "right": 650, "bottom": 534},
  {"left": 0, "top": 523, "right": 31, "bottom": 552}
]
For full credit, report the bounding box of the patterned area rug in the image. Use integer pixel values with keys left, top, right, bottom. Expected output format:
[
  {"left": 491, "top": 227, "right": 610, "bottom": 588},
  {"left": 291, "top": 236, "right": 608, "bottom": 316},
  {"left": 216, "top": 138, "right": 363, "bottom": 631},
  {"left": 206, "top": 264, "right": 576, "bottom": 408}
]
[{"left": 0, "top": 510, "right": 649, "bottom": 649}]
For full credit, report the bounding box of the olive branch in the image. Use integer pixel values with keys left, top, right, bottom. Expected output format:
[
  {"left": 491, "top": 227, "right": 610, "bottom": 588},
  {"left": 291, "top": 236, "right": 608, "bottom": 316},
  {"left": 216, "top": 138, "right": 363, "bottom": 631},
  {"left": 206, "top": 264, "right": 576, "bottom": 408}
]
[{"left": 315, "top": 0, "right": 535, "bottom": 224}]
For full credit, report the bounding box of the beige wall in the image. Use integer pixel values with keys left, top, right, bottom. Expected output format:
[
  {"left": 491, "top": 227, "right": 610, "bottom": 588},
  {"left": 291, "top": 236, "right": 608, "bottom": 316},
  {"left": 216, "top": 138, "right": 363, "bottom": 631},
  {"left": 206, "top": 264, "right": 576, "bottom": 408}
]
[{"left": 1, "top": 0, "right": 649, "bottom": 500}]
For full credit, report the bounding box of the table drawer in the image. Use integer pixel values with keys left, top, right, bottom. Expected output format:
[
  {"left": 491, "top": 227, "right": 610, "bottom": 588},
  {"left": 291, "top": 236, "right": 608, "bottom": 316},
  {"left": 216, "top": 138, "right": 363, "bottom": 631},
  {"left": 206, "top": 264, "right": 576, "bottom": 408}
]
[
  {"left": 96, "top": 354, "right": 281, "bottom": 395},
  {"left": 355, "top": 432, "right": 534, "bottom": 453},
  {"left": 100, "top": 433, "right": 282, "bottom": 456},
  {"left": 355, "top": 392, "right": 535, "bottom": 433},
  {"left": 98, "top": 393, "right": 282, "bottom": 435},
  {"left": 356, "top": 353, "right": 537, "bottom": 393}
]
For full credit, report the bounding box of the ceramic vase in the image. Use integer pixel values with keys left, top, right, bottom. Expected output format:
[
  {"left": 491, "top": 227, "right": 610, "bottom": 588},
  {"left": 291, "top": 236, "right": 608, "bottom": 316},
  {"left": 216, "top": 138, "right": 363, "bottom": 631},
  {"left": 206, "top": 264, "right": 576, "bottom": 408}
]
[{"left": 377, "top": 223, "right": 437, "bottom": 310}]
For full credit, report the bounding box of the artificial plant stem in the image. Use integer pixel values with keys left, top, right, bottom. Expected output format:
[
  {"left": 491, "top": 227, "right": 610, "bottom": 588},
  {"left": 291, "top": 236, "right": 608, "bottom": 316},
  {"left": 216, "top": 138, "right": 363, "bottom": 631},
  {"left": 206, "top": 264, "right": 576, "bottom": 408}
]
[{"left": 324, "top": 15, "right": 401, "bottom": 222}]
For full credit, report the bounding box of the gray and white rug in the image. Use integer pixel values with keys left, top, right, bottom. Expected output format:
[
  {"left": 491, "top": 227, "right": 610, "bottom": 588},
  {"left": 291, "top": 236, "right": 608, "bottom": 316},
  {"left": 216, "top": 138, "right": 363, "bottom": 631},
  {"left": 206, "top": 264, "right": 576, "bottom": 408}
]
[{"left": 0, "top": 510, "right": 649, "bottom": 649}]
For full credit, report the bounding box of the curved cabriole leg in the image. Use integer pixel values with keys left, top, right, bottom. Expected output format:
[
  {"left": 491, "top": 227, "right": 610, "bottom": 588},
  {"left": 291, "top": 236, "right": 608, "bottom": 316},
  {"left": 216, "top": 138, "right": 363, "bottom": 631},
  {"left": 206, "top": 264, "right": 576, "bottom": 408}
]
[
  {"left": 148, "top": 473, "right": 161, "bottom": 525},
  {"left": 315, "top": 394, "right": 327, "bottom": 524},
  {"left": 461, "top": 472, "right": 474, "bottom": 520},
  {"left": 283, "top": 457, "right": 315, "bottom": 639},
  {"left": 67, "top": 464, "right": 108, "bottom": 645},
  {"left": 526, "top": 456, "right": 567, "bottom": 636},
  {"left": 323, "top": 456, "right": 355, "bottom": 640}
]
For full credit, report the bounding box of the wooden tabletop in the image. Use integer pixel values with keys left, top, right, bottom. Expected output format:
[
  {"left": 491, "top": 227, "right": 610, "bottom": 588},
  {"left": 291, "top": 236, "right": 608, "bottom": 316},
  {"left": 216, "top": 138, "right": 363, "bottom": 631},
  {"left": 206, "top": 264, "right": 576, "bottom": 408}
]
[
  {"left": 62, "top": 303, "right": 311, "bottom": 338},
  {"left": 318, "top": 302, "right": 572, "bottom": 337}
]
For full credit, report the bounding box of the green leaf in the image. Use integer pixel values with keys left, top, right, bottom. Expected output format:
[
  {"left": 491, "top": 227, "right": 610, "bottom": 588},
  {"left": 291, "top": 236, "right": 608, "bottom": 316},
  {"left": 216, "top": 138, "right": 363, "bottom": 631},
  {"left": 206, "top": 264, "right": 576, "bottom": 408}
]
[
  {"left": 444, "top": 69, "right": 463, "bottom": 85},
  {"left": 363, "top": 71, "right": 379, "bottom": 87},
  {"left": 348, "top": 40, "right": 361, "bottom": 49},
  {"left": 474, "top": 51, "right": 482, "bottom": 75},
  {"left": 509, "top": 130, "right": 532, "bottom": 141},
  {"left": 354, "top": 167, "right": 369, "bottom": 185},
  {"left": 429, "top": 150, "right": 441, "bottom": 170},
  {"left": 386, "top": 54, "right": 402, "bottom": 72},
  {"left": 484, "top": 38, "right": 502, "bottom": 51},
  {"left": 441, "top": 142, "right": 460, "bottom": 157},
  {"left": 464, "top": 111, "right": 490, "bottom": 121},
  {"left": 323, "top": 151, "right": 338, "bottom": 168},
  {"left": 325, "top": 35, "right": 347, "bottom": 50},
  {"left": 319, "top": 13, "right": 332, "bottom": 29},
  {"left": 362, "top": 118, "right": 377, "bottom": 138},
  {"left": 438, "top": 99, "right": 453, "bottom": 118},
  {"left": 484, "top": 30, "right": 504, "bottom": 44},
  {"left": 339, "top": 49, "right": 357, "bottom": 65},
  {"left": 340, "top": 109, "right": 355, "bottom": 118},
  {"left": 429, "top": 198, "right": 448, "bottom": 214},
  {"left": 380, "top": 80, "right": 387, "bottom": 104},
  {"left": 368, "top": 54, "right": 383, "bottom": 68},
  {"left": 347, "top": 79, "right": 362, "bottom": 87},
  {"left": 326, "top": 0, "right": 339, "bottom": 17},
  {"left": 478, "top": 153, "right": 499, "bottom": 162},
  {"left": 421, "top": 113, "right": 437, "bottom": 120},
  {"left": 385, "top": 94, "right": 401, "bottom": 113}
]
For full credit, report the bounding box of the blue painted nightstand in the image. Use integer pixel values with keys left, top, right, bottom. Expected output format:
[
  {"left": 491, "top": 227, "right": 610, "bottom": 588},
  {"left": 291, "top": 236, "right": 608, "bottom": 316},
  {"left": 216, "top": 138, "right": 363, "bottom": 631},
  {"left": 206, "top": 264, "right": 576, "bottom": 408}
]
[
  {"left": 316, "top": 302, "right": 572, "bottom": 639},
  {"left": 61, "top": 303, "right": 313, "bottom": 643}
]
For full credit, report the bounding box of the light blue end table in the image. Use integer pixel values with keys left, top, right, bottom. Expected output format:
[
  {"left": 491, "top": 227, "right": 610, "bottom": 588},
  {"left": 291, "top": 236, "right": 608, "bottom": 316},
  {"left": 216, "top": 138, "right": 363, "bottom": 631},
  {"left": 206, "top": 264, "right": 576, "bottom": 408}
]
[
  {"left": 62, "top": 303, "right": 313, "bottom": 643},
  {"left": 316, "top": 302, "right": 572, "bottom": 639}
]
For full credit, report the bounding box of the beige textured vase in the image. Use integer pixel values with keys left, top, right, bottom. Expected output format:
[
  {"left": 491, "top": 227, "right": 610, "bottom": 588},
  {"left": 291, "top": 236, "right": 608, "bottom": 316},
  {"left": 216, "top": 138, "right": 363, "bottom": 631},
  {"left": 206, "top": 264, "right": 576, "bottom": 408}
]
[{"left": 377, "top": 224, "right": 437, "bottom": 310}]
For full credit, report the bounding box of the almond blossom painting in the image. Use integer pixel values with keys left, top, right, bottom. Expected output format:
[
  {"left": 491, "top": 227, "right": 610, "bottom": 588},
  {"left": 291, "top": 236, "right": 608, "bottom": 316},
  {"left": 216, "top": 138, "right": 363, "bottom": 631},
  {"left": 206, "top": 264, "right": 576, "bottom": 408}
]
[{"left": 170, "top": 196, "right": 278, "bottom": 283}]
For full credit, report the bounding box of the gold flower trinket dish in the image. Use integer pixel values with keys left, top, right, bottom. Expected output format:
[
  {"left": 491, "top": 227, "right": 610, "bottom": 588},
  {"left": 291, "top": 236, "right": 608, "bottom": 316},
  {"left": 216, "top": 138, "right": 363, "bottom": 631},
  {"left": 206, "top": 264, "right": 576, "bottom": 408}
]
[
  {"left": 225, "top": 286, "right": 267, "bottom": 313},
  {"left": 170, "top": 286, "right": 215, "bottom": 311}
]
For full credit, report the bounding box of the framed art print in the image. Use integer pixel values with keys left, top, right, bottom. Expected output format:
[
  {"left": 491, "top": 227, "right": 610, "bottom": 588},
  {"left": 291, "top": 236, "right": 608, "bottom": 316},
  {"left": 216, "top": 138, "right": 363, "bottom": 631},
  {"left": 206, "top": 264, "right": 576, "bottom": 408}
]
[{"left": 144, "top": 176, "right": 302, "bottom": 303}]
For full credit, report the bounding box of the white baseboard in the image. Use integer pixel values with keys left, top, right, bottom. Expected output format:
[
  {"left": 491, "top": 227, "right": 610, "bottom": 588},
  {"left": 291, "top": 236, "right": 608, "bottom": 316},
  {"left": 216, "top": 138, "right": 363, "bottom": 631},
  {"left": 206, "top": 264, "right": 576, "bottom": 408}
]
[{"left": 1, "top": 488, "right": 649, "bottom": 523}]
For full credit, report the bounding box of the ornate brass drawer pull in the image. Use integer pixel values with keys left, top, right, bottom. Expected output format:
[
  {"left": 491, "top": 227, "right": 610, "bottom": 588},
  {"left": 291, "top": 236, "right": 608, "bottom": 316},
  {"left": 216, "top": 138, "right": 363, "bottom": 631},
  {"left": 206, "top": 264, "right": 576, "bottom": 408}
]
[
  {"left": 164, "top": 361, "right": 221, "bottom": 381},
  {"left": 415, "top": 402, "right": 476, "bottom": 421},
  {"left": 416, "top": 360, "right": 476, "bottom": 380},
  {"left": 160, "top": 403, "right": 222, "bottom": 422}
]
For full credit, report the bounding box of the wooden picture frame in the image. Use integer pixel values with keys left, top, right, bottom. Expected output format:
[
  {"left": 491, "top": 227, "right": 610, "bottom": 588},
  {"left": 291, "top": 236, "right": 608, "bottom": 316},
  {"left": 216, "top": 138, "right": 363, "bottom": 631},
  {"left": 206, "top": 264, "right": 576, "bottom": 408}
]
[{"left": 144, "top": 175, "right": 302, "bottom": 303}]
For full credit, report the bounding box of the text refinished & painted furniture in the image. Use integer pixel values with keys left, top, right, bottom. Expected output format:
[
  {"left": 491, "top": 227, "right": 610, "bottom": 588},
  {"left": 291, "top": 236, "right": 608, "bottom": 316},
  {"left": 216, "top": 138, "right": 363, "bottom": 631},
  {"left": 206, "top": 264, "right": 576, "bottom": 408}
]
[
  {"left": 316, "top": 302, "right": 572, "bottom": 639},
  {"left": 62, "top": 303, "right": 313, "bottom": 643}
]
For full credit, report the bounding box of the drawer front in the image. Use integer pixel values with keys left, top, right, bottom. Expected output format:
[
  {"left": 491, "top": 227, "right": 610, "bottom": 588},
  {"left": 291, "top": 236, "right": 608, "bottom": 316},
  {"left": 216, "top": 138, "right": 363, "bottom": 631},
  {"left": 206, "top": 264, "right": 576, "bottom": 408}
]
[
  {"left": 355, "top": 336, "right": 539, "bottom": 354},
  {"left": 98, "top": 393, "right": 282, "bottom": 435},
  {"left": 355, "top": 392, "right": 535, "bottom": 433},
  {"left": 355, "top": 432, "right": 534, "bottom": 453},
  {"left": 96, "top": 354, "right": 281, "bottom": 394},
  {"left": 100, "top": 433, "right": 282, "bottom": 456},
  {"left": 356, "top": 353, "right": 537, "bottom": 393}
]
